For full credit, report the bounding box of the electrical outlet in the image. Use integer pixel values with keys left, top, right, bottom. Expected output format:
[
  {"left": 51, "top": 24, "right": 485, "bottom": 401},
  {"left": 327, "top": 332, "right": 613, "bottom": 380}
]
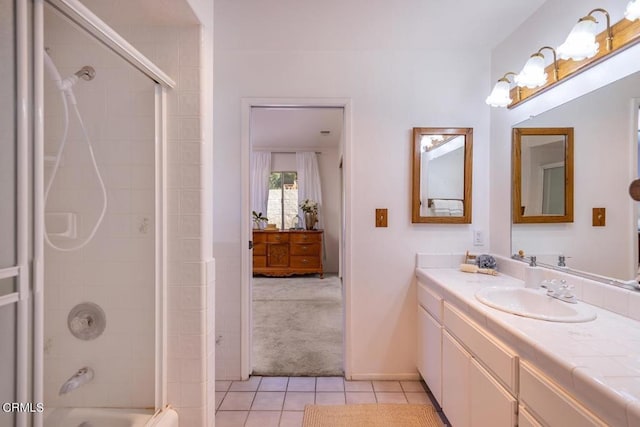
[{"left": 473, "top": 230, "right": 484, "bottom": 246}]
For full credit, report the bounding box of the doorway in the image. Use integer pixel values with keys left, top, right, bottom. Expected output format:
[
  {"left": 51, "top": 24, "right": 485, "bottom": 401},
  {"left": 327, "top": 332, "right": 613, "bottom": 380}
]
[{"left": 240, "top": 99, "right": 352, "bottom": 379}]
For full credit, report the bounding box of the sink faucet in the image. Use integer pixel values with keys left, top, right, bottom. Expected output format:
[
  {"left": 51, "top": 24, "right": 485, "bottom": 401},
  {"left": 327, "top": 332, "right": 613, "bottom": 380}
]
[
  {"left": 59, "top": 367, "right": 94, "bottom": 395},
  {"left": 541, "top": 279, "right": 577, "bottom": 304}
]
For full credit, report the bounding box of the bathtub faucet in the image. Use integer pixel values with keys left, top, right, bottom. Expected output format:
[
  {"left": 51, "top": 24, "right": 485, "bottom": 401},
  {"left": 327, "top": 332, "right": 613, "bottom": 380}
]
[{"left": 59, "top": 367, "right": 94, "bottom": 395}]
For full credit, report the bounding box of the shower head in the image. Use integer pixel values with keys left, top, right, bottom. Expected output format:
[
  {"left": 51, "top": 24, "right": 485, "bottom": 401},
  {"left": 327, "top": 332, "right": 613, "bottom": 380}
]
[{"left": 43, "top": 50, "right": 96, "bottom": 105}]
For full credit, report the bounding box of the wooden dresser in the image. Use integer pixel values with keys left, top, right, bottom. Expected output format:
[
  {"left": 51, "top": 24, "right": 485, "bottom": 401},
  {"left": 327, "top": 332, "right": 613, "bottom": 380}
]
[{"left": 252, "top": 230, "right": 323, "bottom": 278}]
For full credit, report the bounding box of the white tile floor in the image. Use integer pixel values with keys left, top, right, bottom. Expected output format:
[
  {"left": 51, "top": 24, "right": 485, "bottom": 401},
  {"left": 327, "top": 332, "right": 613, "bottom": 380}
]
[{"left": 215, "top": 376, "right": 448, "bottom": 427}]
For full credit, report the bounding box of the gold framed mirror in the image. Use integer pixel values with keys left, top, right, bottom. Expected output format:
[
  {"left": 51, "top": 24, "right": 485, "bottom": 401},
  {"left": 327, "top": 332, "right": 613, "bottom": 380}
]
[
  {"left": 411, "top": 127, "right": 473, "bottom": 224},
  {"left": 512, "top": 127, "right": 574, "bottom": 224}
]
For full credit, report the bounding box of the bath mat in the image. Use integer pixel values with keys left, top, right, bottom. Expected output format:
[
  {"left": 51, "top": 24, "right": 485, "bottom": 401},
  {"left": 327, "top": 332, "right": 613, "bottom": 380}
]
[
  {"left": 252, "top": 275, "right": 343, "bottom": 376},
  {"left": 302, "top": 404, "right": 441, "bottom": 427}
]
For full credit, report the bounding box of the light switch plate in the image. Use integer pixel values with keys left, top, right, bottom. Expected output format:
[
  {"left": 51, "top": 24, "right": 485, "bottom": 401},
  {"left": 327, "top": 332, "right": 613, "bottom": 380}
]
[
  {"left": 376, "top": 209, "right": 388, "bottom": 227},
  {"left": 592, "top": 208, "right": 606, "bottom": 226}
]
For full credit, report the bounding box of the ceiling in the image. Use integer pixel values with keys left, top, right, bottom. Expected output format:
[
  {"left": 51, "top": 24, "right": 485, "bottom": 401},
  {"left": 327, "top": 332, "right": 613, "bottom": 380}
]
[{"left": 251, "top": 107, "right": 344, "bottom": 150}]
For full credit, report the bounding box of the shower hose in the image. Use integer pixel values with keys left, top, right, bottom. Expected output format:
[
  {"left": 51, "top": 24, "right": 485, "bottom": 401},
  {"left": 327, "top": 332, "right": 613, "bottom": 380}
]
[{"left": 43, "top": 51, "right": 107, "bottom": 251}]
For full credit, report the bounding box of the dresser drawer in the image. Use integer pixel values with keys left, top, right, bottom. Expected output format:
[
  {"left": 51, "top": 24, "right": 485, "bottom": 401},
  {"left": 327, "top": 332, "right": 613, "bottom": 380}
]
[
  {"left": 290, "top": 242, "right": 320, "bottom": 256},
  {"left": 290, "top": 256, "right": 320, "bottom": 268},
  {"left": 443, "top": 302, "right": 518, "bottom": 394},
  {"left": 266, "top": 233, "right": 289, "bottom": 243},
  {"left": 290, "top": 232, "right": 321, "bottom": 243},
  {"left": 520, "top": 361, "right": 607, "bottom": 427},
  {"left": 253, "top": 232, "right": 267, "bottom": 243},
  {"left": 253, "top": 256, "right": 266, "bottom": 268},
  {"left": 253, "top": 242, "right": 266, "bottom": 255}
]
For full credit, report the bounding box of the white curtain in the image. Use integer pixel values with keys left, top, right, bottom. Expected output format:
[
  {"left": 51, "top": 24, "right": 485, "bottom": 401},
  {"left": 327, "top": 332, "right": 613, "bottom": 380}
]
[
  {"left": 251, "top": 152, "right": 272, "bottom": 219},
  {"left": 296, "top": 152, "right": 323, "bottom": 229}
]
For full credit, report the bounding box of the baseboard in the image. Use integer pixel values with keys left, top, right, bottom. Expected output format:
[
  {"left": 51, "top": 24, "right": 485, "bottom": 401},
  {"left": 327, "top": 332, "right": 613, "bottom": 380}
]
[{"left": 346, "top": 372, "right": 421, "bottom": 381}]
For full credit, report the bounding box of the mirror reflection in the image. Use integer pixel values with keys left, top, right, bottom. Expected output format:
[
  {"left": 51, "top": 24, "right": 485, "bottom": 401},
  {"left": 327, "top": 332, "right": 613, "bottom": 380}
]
[
  {"left": 512, "top": 128, "right": 573, "bottom": 223},
  {"left": 412, "top": 127, "right": 472, "bottom": 224},
  {"left": 511, "top": 70, "right": 640, "bottom": 280}
]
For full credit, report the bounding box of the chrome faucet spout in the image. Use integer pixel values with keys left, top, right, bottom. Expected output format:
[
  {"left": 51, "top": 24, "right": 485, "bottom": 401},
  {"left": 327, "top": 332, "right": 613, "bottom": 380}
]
[{"left": 59, "top": 367, "right": 94, "bottom": 395}]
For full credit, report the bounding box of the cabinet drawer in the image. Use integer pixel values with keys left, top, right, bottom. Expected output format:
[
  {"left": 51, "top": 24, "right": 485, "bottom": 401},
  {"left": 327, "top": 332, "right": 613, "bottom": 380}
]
[
  {"left": 252, "top": 232, "right": 267, "bottom": 243},
  {"left": 443, "top": 302, "right": 518, "bottom": 393},
  {"left": 520, "top": 361, "right": 607, "bottom": 427},
  {"left": 253, "top": 243, "right": 266, "bottom": 255},
  {"left": 417, "top": 281, "right": 443, "bottom": 322},
  {"left": 266, "top": 233, "right": 289, "bottom": 243},
  {"left": 290, "top": 256, "right": 320, "bottom": 268},
  {"left": 290, "top": 242, "right": 320, "bottom": 256},
  {"left": 253, "top": 256, "right": 266, "bottom": 268},
  {"left": 290, "top": 232, "right": 321, "bottom": 243}
]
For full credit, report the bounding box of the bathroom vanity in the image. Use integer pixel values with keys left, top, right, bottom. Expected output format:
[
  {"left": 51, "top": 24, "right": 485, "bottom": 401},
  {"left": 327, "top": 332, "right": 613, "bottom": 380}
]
[
  {"left": 416, "top": 258, "right": 640, "bottom": 427},
  {"left": 252, "top": 230, "right": 323, "bottom": 278}
]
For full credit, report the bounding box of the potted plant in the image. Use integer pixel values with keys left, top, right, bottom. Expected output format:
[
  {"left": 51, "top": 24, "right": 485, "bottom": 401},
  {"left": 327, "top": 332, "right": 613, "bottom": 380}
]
[
  {"left": 299, "top": 199, "right": 318, "bottom": 230},
  {"left": 252, "top": 211, "right": 268, "bottom": 229}
]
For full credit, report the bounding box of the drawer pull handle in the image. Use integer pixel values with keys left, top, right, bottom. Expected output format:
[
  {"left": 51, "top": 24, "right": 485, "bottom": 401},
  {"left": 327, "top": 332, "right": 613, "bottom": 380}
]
[
  {"left": 302, "top": 246, "right": 308, "bottom": 250},
  {"left": 302, "top": 259, "right": 309, "bottom": 264}
]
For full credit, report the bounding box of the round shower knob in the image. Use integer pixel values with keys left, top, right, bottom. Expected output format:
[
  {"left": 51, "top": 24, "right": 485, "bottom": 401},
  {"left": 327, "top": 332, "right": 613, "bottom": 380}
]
[{"left": 68, "top": 302, "right": 106, "bottom": 340}]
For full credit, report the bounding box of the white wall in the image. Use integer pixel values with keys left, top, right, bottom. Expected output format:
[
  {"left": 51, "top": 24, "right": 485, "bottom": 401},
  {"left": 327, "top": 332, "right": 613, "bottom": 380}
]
[
  {"left": 489, "top": 0, "right": 639, "bottom": 280},
  {"left": 214, "top": 1, "right": 492, "bottom": 379}
]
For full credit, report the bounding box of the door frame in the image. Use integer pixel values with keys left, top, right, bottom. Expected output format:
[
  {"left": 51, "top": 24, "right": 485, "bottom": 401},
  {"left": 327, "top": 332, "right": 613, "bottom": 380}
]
[{"left": 240, "top": 98, "right": 353, "bottom": 379}]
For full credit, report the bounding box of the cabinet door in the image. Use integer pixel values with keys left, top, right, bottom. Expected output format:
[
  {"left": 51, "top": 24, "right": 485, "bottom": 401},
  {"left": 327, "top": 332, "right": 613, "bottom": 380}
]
[
  {"left": 470, "top": 359, "right": 517, "bottom": 427},
  {"left": 267, "top": 243, "right": 289, "bottom": 267},
  {"left": 418, "top": 305, "right": 442, "bottom": 405},
  {"left": 442, "top": 331, "right": 470, "bottom": 427}
]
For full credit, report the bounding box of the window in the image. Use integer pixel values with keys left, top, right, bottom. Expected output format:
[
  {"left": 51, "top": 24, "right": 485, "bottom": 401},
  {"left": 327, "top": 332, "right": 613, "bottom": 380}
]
[{"left": 267, "top": 171, "right": 298, "bottom": 230}]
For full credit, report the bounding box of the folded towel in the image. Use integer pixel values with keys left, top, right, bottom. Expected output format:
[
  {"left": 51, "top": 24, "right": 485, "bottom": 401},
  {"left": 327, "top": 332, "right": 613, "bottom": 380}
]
[
  {"left": 450, "top": 200, "right": 464, "bottom": 211},
  {"left": 432, "top": 208, "right": 450, "bottom": 216},
  {"left": 431, "top": 199, "right": 447, "bottom": 210}
]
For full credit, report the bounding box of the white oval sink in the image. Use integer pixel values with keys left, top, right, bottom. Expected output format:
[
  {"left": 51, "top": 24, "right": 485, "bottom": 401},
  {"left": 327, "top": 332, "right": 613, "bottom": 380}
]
[{"left": 475, "top": 287, "right": 597, "bottom": 322}]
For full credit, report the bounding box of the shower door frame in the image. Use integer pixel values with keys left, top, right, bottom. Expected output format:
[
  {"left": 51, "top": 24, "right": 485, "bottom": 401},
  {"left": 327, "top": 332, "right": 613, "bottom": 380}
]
[{"left": 33, "top": 0, "right": 175, "bottom": 423}]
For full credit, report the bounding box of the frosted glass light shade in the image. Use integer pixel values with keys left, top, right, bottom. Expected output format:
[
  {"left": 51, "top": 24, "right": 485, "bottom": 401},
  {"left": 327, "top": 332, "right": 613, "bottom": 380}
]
[
  {"left": 485, "top": 80, "right": 512, "bottom": 107},
  {"left": 626, "top": 0, "right": 640, "bottom": 21},
  {"left": 557, "top": 18, "right": 599, "bottom": 61},
  {"left": 515, "top": 54, "right": 548, "bottom": 88}
]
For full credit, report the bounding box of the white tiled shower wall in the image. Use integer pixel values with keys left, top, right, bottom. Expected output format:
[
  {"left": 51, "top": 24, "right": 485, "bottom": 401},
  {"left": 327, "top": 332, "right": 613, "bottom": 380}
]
[
  {"left": 43, "top": 7, "right": 156, "bottom": 408},
  {"left": 43, "top": 5, "right": 212, "bottom": 425}
]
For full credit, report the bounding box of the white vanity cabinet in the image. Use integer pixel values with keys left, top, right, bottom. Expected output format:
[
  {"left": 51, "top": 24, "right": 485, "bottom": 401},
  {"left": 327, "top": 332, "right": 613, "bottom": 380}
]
[
  {"left": 417, "top": 305, "right": 442, "bottom": 404},
  {"left": 417, "top": 280, "right": 517, "bottom": 426},
  {"left": 441, "top": 306, "right": 517, "bottom": 427},
  {"left": 417, "top": 282, "right": 443, "bottom": 405},
  {"left": 442, "top": 330, "right": 471, "bottom": 427},
  {"left": 519, "top": 361, "right": 607, "bottom": 427}
]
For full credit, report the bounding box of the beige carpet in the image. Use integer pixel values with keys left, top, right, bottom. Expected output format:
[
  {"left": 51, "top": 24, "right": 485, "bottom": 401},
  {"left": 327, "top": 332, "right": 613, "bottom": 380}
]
[
  {"left": 252, "top": 275, "right": 343, "bottom": 376},
  {"left": 303, "top": 404, "right": 441, "bottom": 427}
]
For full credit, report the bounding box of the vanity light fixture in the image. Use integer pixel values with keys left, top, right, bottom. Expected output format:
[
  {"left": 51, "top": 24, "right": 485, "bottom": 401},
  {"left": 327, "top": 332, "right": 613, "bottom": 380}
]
[
  {"left": 485, "top": 72, "right": 519, "bottom": 108},
  {"left": 514, "top": 46, "right": 559, "bottom": 89},
  {"left": 626, "top": 0, "right": 640, "bottom": 21},
  {"left": 557, "top": 8, "right": 612, "bottom": 61}
]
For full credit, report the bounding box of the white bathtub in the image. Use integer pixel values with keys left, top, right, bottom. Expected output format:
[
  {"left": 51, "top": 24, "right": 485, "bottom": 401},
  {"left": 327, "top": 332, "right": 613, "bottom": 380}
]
[{"left": 44, "top": 406, "right": 178, "bottom": 427}]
